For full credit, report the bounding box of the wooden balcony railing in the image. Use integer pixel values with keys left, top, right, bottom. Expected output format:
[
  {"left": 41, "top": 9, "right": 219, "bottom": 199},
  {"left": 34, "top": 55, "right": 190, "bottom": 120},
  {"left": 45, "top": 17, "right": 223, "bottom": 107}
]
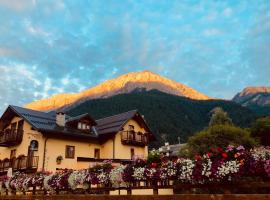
[
  {"left": 121, "top": 131, "right": 148, "bottom": 146},
  {"left": 0, "top": 129, "right": 23, "bottom": 147},
  {"left": 0, "top": 156, "right": 38, "bottom": 173}
]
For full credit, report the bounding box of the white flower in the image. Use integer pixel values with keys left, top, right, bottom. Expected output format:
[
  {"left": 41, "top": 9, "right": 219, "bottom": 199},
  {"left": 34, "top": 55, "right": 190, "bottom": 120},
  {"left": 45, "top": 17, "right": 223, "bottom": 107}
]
[
  {"left": 97, "top": 171, "right": 109, "bottom": 184},
  {"left": 110, "top": 165, "right": 128, "bottom": 188},
  {"left": 43, "top": 174, "right": 53, "bottom": 191},
  {"left": 202, "top": 158, "right": 212, "bottom": 178},
  {"left": 68, "top": 170, "right": 88, "bottom": 190},
  {"left": 177, "top": 158, "right": 195, "bottom": 182},
  {"left": 251, "top": 147, "right": 270, "bottom": 161},
  {"left": 216, "top": 160, "right": 240, "bottom": 180},
  {"left": 132, "top": 167, "right": 145, "bottom": 180}
]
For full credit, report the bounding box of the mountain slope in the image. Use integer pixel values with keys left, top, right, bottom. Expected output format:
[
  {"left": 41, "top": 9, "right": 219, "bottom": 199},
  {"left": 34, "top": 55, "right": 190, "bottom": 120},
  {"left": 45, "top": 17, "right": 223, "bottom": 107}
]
[
  {"left": 232, "top": 87, "right": 270, "bottom": 116},
  {"left": 67, "top": 90, "right": 256, "bottom": 148},
  {"left": 25, "top": 71, "right": 210, "bottom": 111}
]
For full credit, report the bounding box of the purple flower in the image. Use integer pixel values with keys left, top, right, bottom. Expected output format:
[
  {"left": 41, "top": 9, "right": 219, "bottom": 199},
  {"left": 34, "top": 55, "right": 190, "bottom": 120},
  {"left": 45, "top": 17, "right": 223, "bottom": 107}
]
[
  {"left": 236, "top": 145, "right": 245, "bottom": 151},
  {"left": 226, "top": 145, "right": 235, "bottom": 152}
]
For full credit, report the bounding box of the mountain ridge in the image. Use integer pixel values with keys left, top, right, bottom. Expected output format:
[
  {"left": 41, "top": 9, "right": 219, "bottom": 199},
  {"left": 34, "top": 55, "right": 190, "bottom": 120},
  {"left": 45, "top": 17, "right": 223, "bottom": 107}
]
[
  {"left": 25, "top": 71, "right": 210, "bottom": 111},
  {"left": 67, "top": 90, "right": 256, "bottom": 147}
]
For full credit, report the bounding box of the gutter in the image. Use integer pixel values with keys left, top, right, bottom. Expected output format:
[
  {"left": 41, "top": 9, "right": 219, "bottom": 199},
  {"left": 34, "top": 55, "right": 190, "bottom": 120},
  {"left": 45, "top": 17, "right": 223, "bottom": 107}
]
[{"left": 42, "top": 136, "right": 49, "bottom": 172}]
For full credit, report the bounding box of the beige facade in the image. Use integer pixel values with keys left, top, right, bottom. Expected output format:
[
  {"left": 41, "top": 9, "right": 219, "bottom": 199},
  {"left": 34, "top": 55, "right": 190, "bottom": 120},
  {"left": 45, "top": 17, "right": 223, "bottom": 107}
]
[{"left": 0, "top": 107, "right": 151, "bottom": 172}]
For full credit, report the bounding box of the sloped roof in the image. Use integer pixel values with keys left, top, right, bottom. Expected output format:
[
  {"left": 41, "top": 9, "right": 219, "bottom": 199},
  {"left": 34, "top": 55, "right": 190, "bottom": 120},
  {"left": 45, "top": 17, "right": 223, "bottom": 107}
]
[
  {"left": 1, "top": 105, "right": 60, "bottom": 130},
  {"left": 0, "top": 105, "right": 97, "bottom": 140},
  {"left": 0, "top": 105, "right": 153, "bottom": 142},
  {"left": 95, "top": 110, "right": 138, "bottom": 135},
  {"left": 66, "top": 113, "right": 97, "bottom": 125}
]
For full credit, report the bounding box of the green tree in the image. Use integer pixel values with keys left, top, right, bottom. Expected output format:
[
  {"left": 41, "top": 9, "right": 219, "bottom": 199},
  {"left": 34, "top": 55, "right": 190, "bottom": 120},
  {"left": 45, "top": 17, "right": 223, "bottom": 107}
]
[
  {"left": 209, "top": 107, "right": 233, "bottom": 126},
  {"left": 251, "top": 117, "right": 270, "bottom": 146},
  {"left": 187, "top": 125, "right": 256, "bottom": 155}
]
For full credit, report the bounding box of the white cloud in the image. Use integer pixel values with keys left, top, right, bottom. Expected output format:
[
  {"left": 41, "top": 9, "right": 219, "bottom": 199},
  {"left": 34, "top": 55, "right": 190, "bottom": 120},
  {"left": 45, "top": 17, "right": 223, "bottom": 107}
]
[
  {"left": 0, "top": 64, "right": 43, "bottom": 113},
  {"left": 223, "top": 8, "right": 233, "bottom": 17},
  {"left": 61, "top": 76, "right": 70, "bottom": 85},
  {"left": 0, "top": 0, "right": 35, "bottom": 11},
  {"left": 203, "top": 28, "right": 222, "bottom": 37},
  {"left": 23, "top": 19, "right": 50, "bottom": 37}
]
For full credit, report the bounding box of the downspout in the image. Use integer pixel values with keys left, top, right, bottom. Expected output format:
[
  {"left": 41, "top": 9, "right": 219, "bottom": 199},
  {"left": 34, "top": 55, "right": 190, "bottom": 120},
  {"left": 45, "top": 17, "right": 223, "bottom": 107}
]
[
  {"left": 42, "top": 136, "right": 49, "bottom": 172},
  {"left": 113, "top": 135, "right": 115, "bottom": 159}
]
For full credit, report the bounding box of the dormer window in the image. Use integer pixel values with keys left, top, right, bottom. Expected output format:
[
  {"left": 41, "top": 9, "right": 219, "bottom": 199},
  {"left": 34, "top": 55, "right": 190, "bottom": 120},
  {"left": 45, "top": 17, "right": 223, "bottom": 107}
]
[
  {"left": 82, "top": 123, "right": 86, "bottom": 129},
  {"left": 78, "top": 122, "right": 82, "bottom": 129},
  {"left": 78, "top": 122, "right": 90, "bottom": 130}
]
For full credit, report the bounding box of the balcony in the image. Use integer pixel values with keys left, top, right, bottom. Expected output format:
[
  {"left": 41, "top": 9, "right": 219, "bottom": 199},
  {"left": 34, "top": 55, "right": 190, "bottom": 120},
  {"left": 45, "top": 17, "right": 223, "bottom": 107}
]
[
  {"left": 0, "top": 129, "right": 23, "bottom": 147},
  {"left": 0, "top": 156, "right": 39, "bottom": 173},
  {"left": 121, "top": 131, "right": 148, "bottom": 146}
]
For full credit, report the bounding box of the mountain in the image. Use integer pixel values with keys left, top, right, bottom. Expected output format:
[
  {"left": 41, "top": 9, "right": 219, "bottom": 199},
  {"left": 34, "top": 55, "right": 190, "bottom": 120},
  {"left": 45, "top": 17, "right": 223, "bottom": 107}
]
[
  {"left": 232, "top": 87, "right": 270, "bottom": 116},
  {"left": 25, "top": 71, "right": 210, "bottom": 111},
  {"left": 67, "top": 90, "right": 256, "bottom": 148}
]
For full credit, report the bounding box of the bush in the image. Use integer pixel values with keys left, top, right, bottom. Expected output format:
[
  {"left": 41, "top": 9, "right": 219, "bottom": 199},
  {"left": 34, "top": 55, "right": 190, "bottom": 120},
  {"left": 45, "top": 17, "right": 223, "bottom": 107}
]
[
  {"left": 251, "top": 117, "right": 270, "bottom": 146},
  {"left": 187, "top": 125, "right": 256, "bottom": 155}
]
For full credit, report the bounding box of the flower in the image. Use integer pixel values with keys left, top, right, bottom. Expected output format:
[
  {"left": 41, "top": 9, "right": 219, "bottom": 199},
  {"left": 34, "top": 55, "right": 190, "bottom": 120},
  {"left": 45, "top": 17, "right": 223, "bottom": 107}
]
[
  {"left": 222, "top": 153, "right": 228, "bottom": 158},
  {"left": 226, "top": 145, "right": 235, "bottom": 152},
  {"left": 110, "top": 165, "right": 128, "bottom": 188},
  {"left": 236, "top": 145, "right": 245, "bottom": 151},
  {"left": 216, "top": 160, "right": 240, "bottom": 181},
  {"left": 177, "top": 158, "right": 195, "bottom": 182},
  {"left": 207, "top": 152, "right": 213, "bottom": 158},
  {"left": 68, "top": 170, "right": 88, "bottom": 190},
  {"left": 195, "top": 155, "right": 202, "bottom": 161}
]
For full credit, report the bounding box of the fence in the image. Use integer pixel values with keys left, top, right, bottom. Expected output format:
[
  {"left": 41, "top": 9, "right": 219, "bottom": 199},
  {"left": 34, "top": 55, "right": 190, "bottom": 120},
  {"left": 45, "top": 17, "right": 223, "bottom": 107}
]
[
  {"left": 2, "top": 180, "right": 270, "bottom": 196},
  {"left": 1, "top": 194, "right": 270, "bottom": 200}
]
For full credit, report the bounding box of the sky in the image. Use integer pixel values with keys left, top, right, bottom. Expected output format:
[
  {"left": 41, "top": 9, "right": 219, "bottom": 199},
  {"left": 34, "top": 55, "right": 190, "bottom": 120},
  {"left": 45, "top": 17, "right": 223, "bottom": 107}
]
[{"left": 0, "top": 0, "right": 270, "bottom": 113}]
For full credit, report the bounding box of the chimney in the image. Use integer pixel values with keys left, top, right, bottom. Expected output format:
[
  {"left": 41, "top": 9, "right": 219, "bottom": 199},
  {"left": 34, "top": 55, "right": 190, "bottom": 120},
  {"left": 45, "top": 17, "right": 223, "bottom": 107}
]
[{"left": 56, "top": 111, "right": 65, "bottom": 127}]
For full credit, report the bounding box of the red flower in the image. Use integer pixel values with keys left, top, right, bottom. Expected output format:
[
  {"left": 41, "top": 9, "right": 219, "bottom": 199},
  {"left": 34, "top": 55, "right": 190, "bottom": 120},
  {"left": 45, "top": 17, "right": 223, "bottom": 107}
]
[
  {"left": 207, "top": 152, "right": 212, "bottom": 157},
  {"left": 151, "top": 163, "right": 157, "bottom": 168},
  {"left": 195, "top": 155, "right": 202, "bottom": 161},
  {"left": 217, "top": 147, "right": 223, "bottom": 152},
  {"left": 222, "top": 152, "right": 228, "bottom": 158}
]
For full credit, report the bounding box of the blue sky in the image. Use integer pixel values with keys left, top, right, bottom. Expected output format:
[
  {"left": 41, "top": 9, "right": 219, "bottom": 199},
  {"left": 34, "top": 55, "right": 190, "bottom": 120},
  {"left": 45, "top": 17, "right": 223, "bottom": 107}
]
[{"left": 0, "top": 0, "right": 270, "bottom": 113}]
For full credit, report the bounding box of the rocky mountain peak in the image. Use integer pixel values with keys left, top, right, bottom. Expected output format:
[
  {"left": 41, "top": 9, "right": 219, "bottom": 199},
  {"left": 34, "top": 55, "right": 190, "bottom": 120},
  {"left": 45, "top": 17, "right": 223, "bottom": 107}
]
[{"left": 25, "top": 70, "right": 210, "bottom": 111}]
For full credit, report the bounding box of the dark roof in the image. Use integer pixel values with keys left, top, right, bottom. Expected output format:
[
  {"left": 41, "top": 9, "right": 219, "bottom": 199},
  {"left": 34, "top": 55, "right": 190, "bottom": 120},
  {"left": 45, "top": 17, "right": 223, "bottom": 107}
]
[
  {"left": 0, "top": 105, "right": 97, "bottom": 140},
  {"left": 0, "top": 105, "right": 153, "bottom": 142},
  {"left": 66, "top": 113, "right": 97, "bottom": 125},
  {"left": 95, "top": 110, "right": 138, "bottom": 135}
]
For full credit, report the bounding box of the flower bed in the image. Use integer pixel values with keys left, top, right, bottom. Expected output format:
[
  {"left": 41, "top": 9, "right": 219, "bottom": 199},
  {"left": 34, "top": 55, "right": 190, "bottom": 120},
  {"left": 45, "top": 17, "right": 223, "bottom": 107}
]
[{"left": 0, "top": 146, "right": 270, "bottom": 194}]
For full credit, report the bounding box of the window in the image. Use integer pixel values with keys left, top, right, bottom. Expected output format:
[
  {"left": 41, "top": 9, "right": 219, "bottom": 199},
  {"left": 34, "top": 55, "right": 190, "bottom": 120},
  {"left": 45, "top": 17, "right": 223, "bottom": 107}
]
[
  {"left": 82, "top": 123, "right": 86, "bottom": 130},
  {"left": 10, "top": 149, "right": 16, "bottom": 159},
  {"left": 94, "top": 148, "right": 100, "bottom": 159},
  {"left": 128, "top": 125, "right": 134, "bottom": 131},
  {"left": 130, "top": 148, "right": 135, "bottom": 159},
  {"left": 65, "top": 145, "right": 75, "bottom": 158},
  {"left": 17, "top": 120, "right": 24, "bottom": 131},
  {"left": 11, "top": 122, "right": 17, "bottom": 132},
  {"left": 29, "top": 140, "right": 39, "bottom": 151},
  {"left": 78, "top": 122, "right": 82, "bottom": 129}
]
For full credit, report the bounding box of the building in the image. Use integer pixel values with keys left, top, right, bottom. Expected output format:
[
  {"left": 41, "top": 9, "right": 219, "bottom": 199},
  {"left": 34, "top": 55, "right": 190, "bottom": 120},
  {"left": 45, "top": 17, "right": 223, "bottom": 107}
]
[
  {"left": 0, "top": 105, "right": 153, "bottom": 173},
  {"left": 159, "top": 143, "right": 186, "bottom": 157}
]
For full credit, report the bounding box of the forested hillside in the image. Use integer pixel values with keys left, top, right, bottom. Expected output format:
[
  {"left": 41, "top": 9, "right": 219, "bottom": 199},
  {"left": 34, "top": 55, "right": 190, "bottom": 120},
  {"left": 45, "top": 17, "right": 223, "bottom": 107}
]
[{"left": 68, "top": 90, "right": 256, "bottom": 148}]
